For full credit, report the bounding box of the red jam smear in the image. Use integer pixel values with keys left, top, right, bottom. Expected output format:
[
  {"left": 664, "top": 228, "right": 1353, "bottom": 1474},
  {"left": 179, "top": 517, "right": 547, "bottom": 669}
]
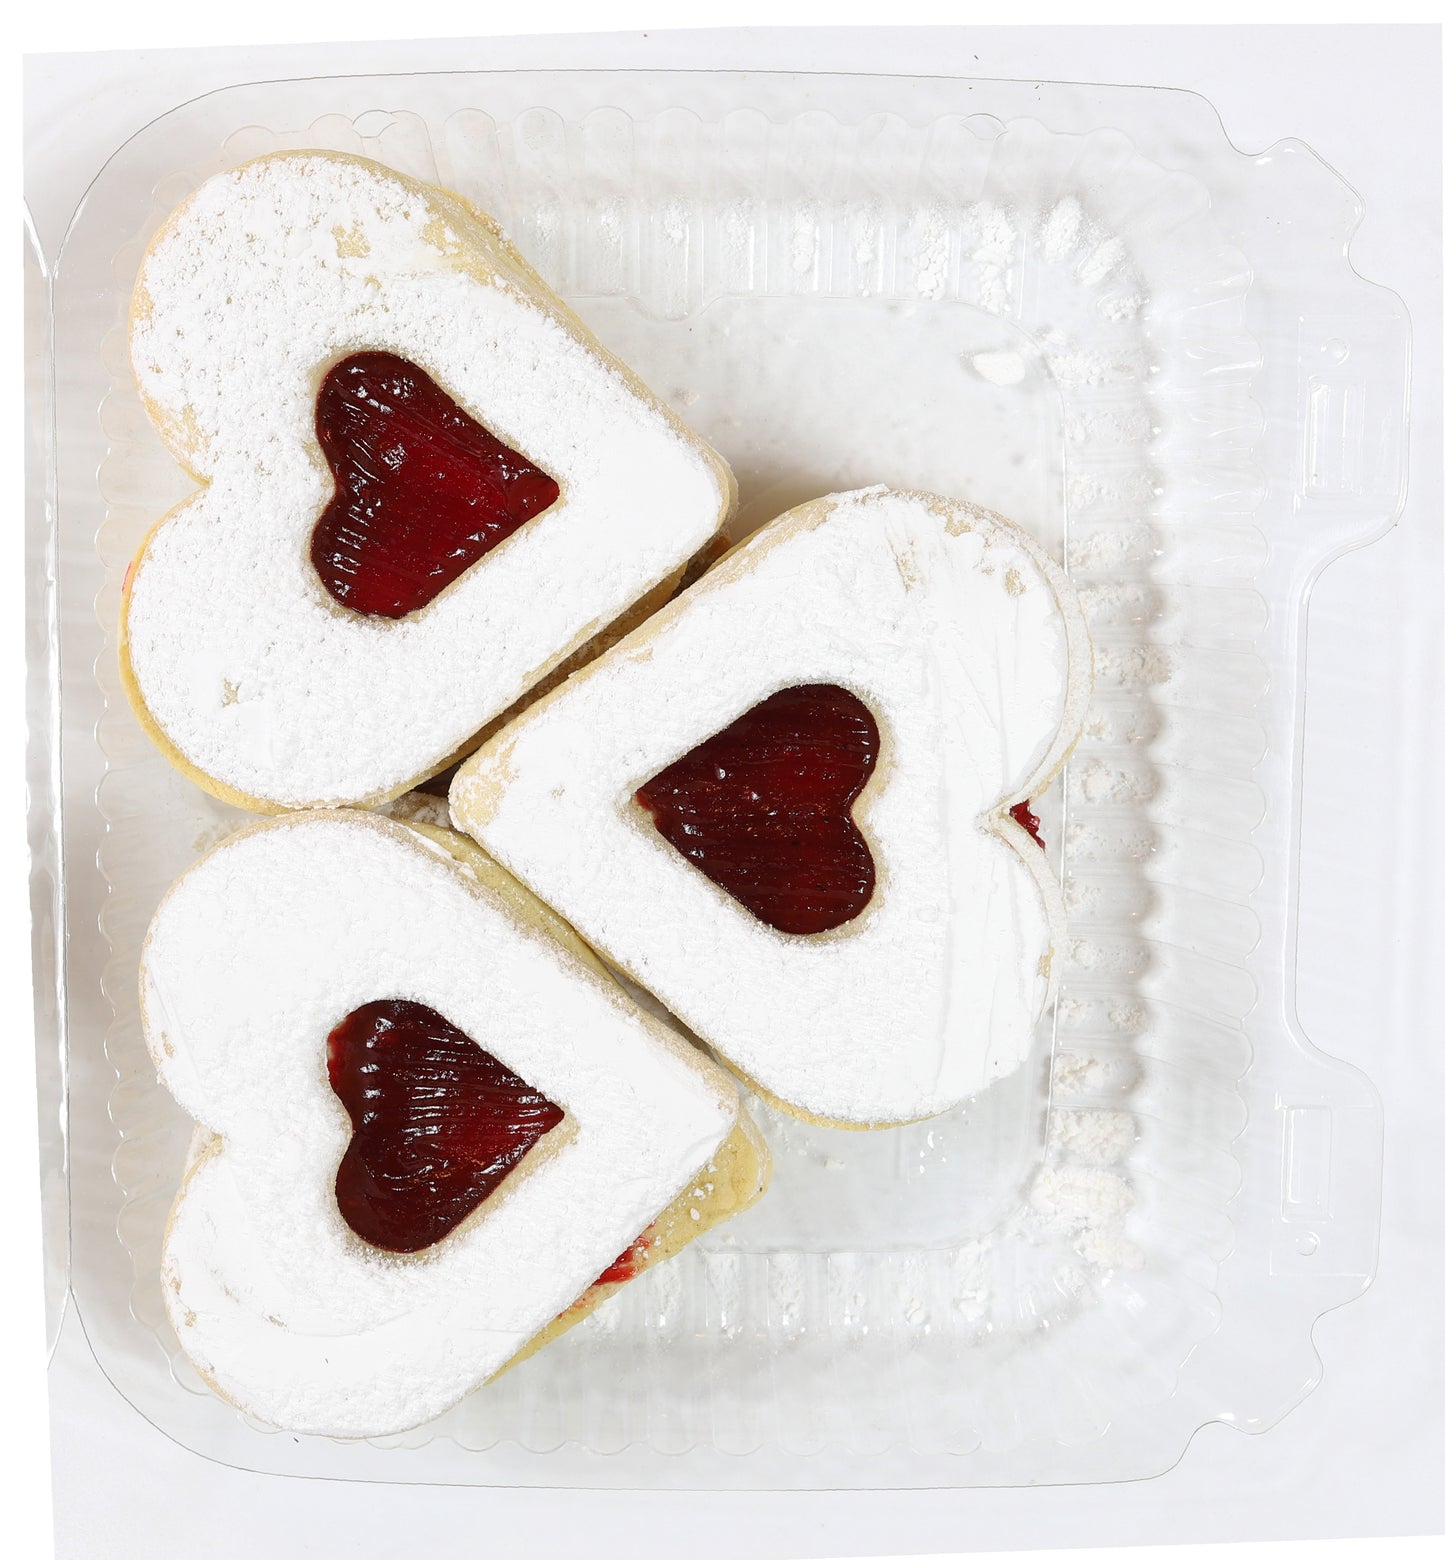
[
  {"left": 556, "top": 1231, "right": 654, "bottom": 1319},
  {"left": 593, "top": 1232, "right": 652, "bottom": 1287},
  {"left": 327, "top": 998, "right": 563, "bottom": 1254},
  {"left": 1009, "top": 800, "right": 1045, "bottom": 849},
  {"left": 635, "top": 683, "right": 880, "bottom": 936},
  {"left": 312, "top": 352, "right": 560, "bottom": 619}
]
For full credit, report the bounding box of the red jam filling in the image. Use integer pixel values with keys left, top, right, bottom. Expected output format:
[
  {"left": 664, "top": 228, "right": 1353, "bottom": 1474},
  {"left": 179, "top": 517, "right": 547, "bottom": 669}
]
[
  {"left": 327, "top": 999, "right": 563, "bottom": 1254},
  {"left": 1009, "top": 800, "right": 1045, "bottom": 849},
  {"left": 312, "top": 352, "right": 560, "bottom": 619},
  {"left": 594, "top": 1233, "right": 652, "bottom": 1287},
  {"left": 554, "top": 1232, "right": 655, "bottom": 1320},
  {"left": 635, "top": 683, "right": 880, "bottom": 936}
]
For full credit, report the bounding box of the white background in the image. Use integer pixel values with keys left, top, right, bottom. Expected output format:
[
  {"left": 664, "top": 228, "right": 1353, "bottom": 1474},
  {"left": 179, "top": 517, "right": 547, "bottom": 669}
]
[{"left": 16, "top": 13, "right": 1444, "bottom": 1560}]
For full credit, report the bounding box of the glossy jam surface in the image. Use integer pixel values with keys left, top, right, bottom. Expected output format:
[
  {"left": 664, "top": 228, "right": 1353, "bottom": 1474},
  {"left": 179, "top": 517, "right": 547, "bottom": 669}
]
[
  {"left": 1008, "top": 800, "right": 1045, "bottom": 849},
  {"left": 312, "top": 352, "right": 559, "bottom": 619},
  {"left": 327, "top": 999, "right": 563, "bottom": 1253},
  {"left": 635, "top": 683, "right": 880, "bottom": 936}
]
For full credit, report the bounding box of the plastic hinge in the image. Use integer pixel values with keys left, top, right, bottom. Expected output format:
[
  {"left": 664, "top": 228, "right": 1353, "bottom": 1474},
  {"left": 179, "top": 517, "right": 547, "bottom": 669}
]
[{"left": 1296, "top": 307, "right": 1410, "bottom": 518}]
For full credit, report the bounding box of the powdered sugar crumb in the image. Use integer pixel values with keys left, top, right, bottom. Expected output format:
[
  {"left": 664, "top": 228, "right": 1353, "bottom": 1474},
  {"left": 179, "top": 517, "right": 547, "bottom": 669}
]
[
  {"left": 910, "top": 206, "right": 950, "bottom": 300},
  {"left": 1049, "top": 1108, "right": 1137, "bottom": 1165},
  {"left": 1041, "top": 197, "right": 1084, "bottom": 262},
  {"left": 660, "top": 200, "right": 688, "bottom": 246},
  {"left": 971, "top": 350, "right": 1027, "bottom": 387}
]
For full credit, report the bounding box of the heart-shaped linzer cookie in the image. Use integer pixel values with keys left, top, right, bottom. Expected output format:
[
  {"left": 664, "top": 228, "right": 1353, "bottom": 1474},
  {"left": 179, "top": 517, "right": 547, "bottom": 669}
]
[
  {"left": 313, "top": 352, "right": 560, "bottom": 619},
  {"left": 635, "top": 683, "right": 880, "bottom": 936},
  {"left": 328, "top": 997, "right": 564, "bottom": 1253}
]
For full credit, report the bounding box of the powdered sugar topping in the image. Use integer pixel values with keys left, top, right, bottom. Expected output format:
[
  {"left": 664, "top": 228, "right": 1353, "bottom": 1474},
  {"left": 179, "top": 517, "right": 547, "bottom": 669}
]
[
  {"left": 142, "top": 812, "right": 737, "bottom": 1437},
  {"left": 126, "top": 154, "right": 730, "bottom": 808},
  {"left": 454, "top": 487, "right": 1091, "bottom": 1125}
]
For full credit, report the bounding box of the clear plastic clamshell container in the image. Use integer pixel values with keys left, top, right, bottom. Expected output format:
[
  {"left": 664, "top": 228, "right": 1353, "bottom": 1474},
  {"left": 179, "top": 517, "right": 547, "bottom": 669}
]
[{"left": 33, "top": 69, "right": 1409, "bottom": 1489}]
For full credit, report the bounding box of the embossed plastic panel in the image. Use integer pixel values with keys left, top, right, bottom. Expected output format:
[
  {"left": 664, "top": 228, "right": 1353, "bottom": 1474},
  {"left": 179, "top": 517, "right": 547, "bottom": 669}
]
[{"left": 38, "top": 71, "right": 1404, "bottom": 1489}]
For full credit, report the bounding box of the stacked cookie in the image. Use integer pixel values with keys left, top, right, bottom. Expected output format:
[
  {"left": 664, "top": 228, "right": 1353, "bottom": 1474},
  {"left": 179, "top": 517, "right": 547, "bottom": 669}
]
[{"left": 126, "top": 153, "right": 1090, "bottom": 1438}]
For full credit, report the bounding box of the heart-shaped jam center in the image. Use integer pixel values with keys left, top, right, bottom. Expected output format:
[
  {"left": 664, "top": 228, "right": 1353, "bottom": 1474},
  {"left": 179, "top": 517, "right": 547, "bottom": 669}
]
[
  {"left": 327, "top": 999, "right": 563, "bottom": 1253},
  {"left": 635, "top": 683, "right": 880, "bottom": 936},
  {"left": 312, "top": 352, "right": 560, "bottom": 619}
]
